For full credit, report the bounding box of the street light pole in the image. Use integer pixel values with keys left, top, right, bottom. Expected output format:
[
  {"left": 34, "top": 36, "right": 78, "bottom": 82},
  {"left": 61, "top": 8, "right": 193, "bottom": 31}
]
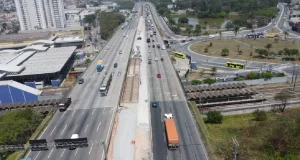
[{"left": 101, "top": 140, "right": 107, "bottom": 160}]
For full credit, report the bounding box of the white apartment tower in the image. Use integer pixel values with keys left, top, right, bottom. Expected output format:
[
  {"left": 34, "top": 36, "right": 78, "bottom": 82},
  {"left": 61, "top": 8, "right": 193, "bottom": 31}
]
[{"left": 14, "top": 0, "right": 66, "bottom": 31}]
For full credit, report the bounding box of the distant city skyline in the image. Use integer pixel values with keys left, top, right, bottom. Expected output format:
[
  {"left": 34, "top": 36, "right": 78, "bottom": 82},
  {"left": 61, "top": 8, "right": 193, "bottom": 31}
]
[{"left": 14, "top": 0, "right": 66, "bottom": 31}]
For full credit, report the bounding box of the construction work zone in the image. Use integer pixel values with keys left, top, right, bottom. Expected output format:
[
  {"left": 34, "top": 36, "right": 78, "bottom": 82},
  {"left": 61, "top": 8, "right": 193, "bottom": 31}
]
[{"left": 121, "top": 58, "right": 141, "bottom": 103}]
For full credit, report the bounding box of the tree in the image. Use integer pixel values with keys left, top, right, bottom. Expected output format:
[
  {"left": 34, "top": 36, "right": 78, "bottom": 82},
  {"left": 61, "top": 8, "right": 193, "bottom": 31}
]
[
  {"left": 211, "top": 67, "right": 217, "bottom": 75},
  {"left": 247, "top": 72, "right": 260, "bottom": 80},
  {"left": 185, "top": 27, "right": 192, "bottom": 37},
  {"left": 255, "top": 49, "right": 268, "bottom": 57},
  {"left": 191, "top": 79, "right": 202, "bottom": 85},
  {"left": 264, "top": 43, "right": 272, "bottom": 56},
  {"left": 283, "top": 31, "right": 289, "bottom": 39},
  {"left": 178, "top": 16, "right": 189, "bottom": 24},
  {"left": 225, "top": 22, "right": 233, "bottom": 30},
  {"left": 221, "top": 48, "right": 229, "bottom": 56},
  {"left": 83, "top": 14, "right": 96, "bottom": 24},
  {"left": 274, "top": 89, "right": 292, "bottom": 112},
  {"left": 85, "top": 59, "right": 91, "bottom": 64},
  {"left": 206, "top": 110, "right": 223, "bottom": 124},
  {"left": 252, "top": 109, "right": 267, "bottom": 121},
  {"left": 233, "top": 26, "right": 240, "bottom": 37},
  {"left": 194, "top": 24, "right": 201, "bottom": 35},
  {"left": 203, "top": 78, "right": 216, "bottom": 84},
  {"left": 262, "top": 72, "right": 273, "bottom": 79}
]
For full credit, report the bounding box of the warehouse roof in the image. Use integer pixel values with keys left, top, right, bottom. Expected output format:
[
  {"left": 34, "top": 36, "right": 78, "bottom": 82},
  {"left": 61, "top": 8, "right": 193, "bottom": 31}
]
[
  {"left": 31, "top": 40, "right": 54, "bottom": 45},
  {"left": 55, "top": 36, "right": 84, "bottom": 43},
  {"left": 0, "top": 46, "right": 76, "bottom": 77},
  {"left": 185, "top": 82, "right": 247, "bottom": 93},
  {"left": 0, "top": 32, "right": 51, "bottom": 43},
  {"left": 8, "top": 46, "right": 76, "bottom": 76},
  {"left": 0, "top": 80, "right": 42, "bottom": 95}
]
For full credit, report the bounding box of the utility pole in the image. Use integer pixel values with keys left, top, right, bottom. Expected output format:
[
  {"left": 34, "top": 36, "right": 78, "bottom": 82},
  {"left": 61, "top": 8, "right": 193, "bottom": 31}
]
[
  {"left": 293, "top": 73, "right": 298, "bottom": 91},
  {"left": 233, "top": 138, "right": 239, "bottom": 160},
  {"left": 291, "top": 64, "right": 296, "bottom": 84},
  {"left": 101, "top": 141, "right": 107, "bottom": 160}
]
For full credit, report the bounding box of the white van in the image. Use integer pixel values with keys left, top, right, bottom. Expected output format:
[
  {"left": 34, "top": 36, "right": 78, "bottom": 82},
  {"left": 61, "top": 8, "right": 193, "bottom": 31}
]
[{"left": 161, "top": 45, "right": 166, "bottom": 50}]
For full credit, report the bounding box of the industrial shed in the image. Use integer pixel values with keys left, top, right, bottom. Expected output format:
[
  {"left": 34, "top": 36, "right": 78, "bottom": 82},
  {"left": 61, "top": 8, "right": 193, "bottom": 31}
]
[{"left": 0, "top": 80, "right": 42, "bottom": 104}]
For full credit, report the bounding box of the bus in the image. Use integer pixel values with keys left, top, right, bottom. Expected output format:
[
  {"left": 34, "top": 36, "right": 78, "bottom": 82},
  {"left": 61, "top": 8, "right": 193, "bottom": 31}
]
[
  {"left": 100, "top": 73, "right": 113, "bottom": 96},
  {"left": 225, "top": 62, "right": 244, "bottom": 69},
  {"left": 173, "top": 52, "right": 186, "bottom": 59}
]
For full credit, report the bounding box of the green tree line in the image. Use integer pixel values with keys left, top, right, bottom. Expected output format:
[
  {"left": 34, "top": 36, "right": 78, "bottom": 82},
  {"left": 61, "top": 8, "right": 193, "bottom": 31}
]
[
  {"left": 98, "top": 12, "right": 126, "bottom": 40},
  {"left": 0, "top": 109, "right": 43, "bottom": 158}
]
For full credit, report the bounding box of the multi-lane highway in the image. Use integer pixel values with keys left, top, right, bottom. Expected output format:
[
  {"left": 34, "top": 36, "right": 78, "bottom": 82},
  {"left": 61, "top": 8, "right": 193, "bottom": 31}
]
[
  {"left": 26, "top": 7, "right": 139, "bottom": 160},
  {"left": 144, "top": 4, "right": 209, "bottom": 160}
]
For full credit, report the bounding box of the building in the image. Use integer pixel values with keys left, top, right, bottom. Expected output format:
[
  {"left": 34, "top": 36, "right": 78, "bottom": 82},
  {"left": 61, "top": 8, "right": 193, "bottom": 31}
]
[
  {"left": 0, "top": 80, "right": 42, "bottom": 104},
  {"left": 14, "top": 0, "right": 66, "bottom": 31}
]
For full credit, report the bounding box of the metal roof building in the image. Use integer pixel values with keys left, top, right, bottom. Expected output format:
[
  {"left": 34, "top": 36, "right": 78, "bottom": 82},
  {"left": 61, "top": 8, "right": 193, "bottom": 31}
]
[
  {"left": 0, "top": 80, "right": 42, "bottom": 104},
  {"left": 0, "top": 45, "right": 76, "bottom": 86}
]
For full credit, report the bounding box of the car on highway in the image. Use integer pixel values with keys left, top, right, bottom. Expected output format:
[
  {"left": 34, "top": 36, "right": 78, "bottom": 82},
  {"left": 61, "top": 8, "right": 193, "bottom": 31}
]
[
  {"left": 152, "top": 101, "right": 158, "bottom": 108},
  {"left": 157, "top": 73, "right": 161, "bottom": 78},
  {"left": 137, "top": 36, "right": 142, "bottom": 40},
  {"left": 152, "top": 45, "right": 155, "bottom": 48},
  {"left": 148, "top": 60, "right": 152, "bottom": 64},
  {"left": 78, "top": 78, "right": 84, "bottom": 84},
  {"left": 148, "top": 57, "right": 152, "bottom": 60},
  {"left": 148, "top": 50, "right": 151, "bottom": 53},
  {"left": 155, "top": 57, "right": 158, "bottom": 61},
  {"left": 114, "top": 63, "right": 118, "bottom": 68},
  {"left": 161, "top": 57, "right": 164, "bottom": 61},
  {"left": 119, "top": 50, "right": 122, "bottom": 54},
  {"left": 148, "top": 44, "right": 151, "bottom": 47},
  {"left": 152, "top": 39, "right": 154, "bottom": 42},
  {"left": 161, "top": 45, "right": 165, "bottom": 50},
  {"left": 157, "top": 44, "right": 160, "bottom": 48}
]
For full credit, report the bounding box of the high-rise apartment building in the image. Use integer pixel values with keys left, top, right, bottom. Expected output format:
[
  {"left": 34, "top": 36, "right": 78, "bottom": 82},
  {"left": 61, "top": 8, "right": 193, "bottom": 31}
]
[{"left": 14, "top": 0, "right": 66, "bottom": 31}]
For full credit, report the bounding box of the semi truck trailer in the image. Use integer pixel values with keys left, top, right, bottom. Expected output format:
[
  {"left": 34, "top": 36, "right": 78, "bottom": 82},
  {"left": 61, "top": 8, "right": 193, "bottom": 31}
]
[{"left": 164, "top": 113, "right": 179, "bottom": 149}]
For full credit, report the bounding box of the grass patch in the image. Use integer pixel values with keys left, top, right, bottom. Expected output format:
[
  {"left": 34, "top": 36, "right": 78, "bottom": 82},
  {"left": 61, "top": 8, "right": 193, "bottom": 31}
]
[
  {"left": 189, "top": 104, "right": 300, "bottom": 159},
  {"left": 190, "top": 38, "right": 300, "bottom": 64},
  {"left": 6, "top": 112, "right": 54, "bottom": 160}
]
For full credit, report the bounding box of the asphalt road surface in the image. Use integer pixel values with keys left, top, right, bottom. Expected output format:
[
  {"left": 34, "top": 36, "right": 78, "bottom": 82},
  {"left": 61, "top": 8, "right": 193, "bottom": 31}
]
[
  {"left": 144, "top": 4, "right": 209, "bottom": 160},
  {"left": 26, "top": 9, "right": 139, "bottom": 160}
]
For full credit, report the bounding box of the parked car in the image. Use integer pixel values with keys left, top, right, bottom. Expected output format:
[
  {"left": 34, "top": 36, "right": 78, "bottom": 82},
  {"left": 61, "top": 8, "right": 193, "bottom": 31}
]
[{"left": 114, "top": 63, "right": 118, "bottom": 68}]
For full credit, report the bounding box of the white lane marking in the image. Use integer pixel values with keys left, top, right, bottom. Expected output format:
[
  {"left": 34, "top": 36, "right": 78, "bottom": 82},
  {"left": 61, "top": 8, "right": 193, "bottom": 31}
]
[
  {"left": 61, "top": 149, "right": 65, "bottom": 157},
  {"left": 89, "top": 143, "right": 94, "bottom": 154},
  {"left": 73, "top": 125, "right": 78, "bottom": 133},
  {"left": 75, "top": 148, "right": 79, "bottom": 156},
  {"left": 97, "top": 122, "right": 102, "bottom": 132},
  {"left": 85, "top": 125, "right": 89, "bottom": 133},
  {"left": 92, "top": 108, "right": 96, "bottom": 115},
  {"left": 102, "top": 108, "right": 105, "bottom": 114},
  {"left": 61, "top": 111, "right": 66, "bottom": 119},
  {"left": 47, "top": 148, "right": 54, "bottom": 158},
  {"left": 33, "top": 151, "right": 40, "bottom": 160},
  {"left": 61, "top": 125, "right": 67, "bottom": 135},
  {"left": 72, "top": 110, "right": 76, "bottom": 116},
  {"left": 50, "top": 126, "right": 57, "bottom": 136}
]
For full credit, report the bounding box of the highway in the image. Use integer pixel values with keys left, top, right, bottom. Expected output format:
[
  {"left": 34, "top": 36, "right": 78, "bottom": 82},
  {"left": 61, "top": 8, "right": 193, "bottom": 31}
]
[
  {"left": 26, "top": 7, "right": 139, "bottom": 160},
  {"left": 144, "top": 4, "right": 209, "bottom": 160}
]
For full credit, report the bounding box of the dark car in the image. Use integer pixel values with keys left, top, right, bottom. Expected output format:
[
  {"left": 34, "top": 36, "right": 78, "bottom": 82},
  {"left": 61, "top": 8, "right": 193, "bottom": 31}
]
[
  {"left": 152, "top": 39, "right": 154, "bottom": 42},
  {"left": 161, "top": 58, "right": 164, "bottom": 61},
  {"left": 148, "top": 60, "right": 151, "bottom": 64},
  {"left": 152, "top": 45, "right": 155, "bottom": 48},
  {"left": 114, "top": 63, "right": 118, "bottom": 68},
  {"left": 78, "top": 78, "right": 84, "bottom": 84},
  {"left": 152, "top": 101, "right": 158, "bottom": 107}
]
